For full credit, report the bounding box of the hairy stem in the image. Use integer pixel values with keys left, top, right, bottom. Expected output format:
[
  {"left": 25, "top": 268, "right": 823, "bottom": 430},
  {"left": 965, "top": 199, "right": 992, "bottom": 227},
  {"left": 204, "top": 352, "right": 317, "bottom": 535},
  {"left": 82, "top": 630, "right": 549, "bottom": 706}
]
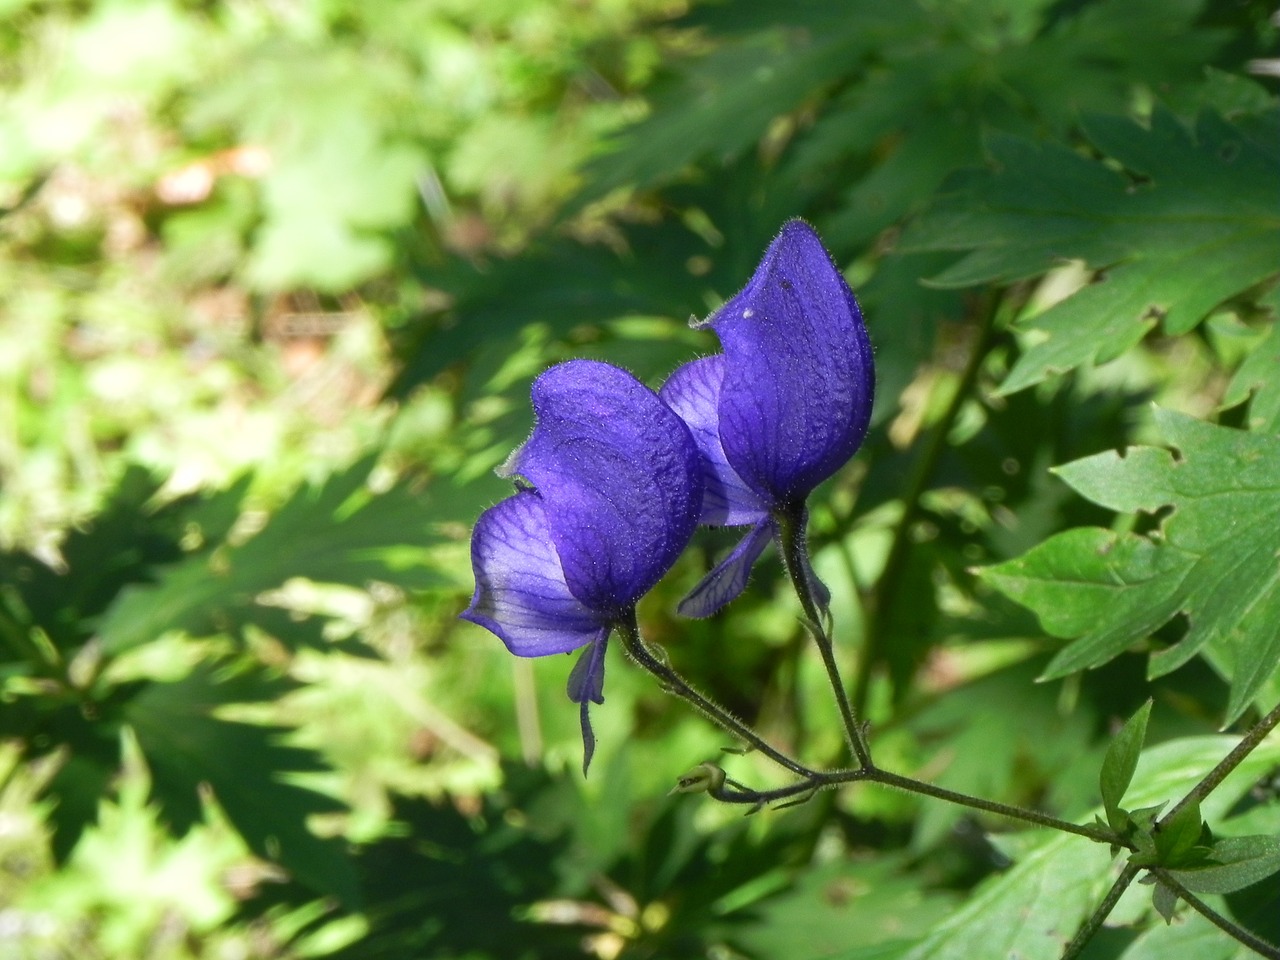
[
  {"left": 869, "top": 769, "right": 1121, "bottom": 844},
  {"left": 775, "top": 510, "right": 874, "bottom": 769},
  {"left": 615, "top": 611, "right": 816, "bottom": 779},
  {"left": 1163, "top": 700, "right": 1280, "bottom": 825},
  {"left": 1060, "top": 863, "right": 1140, "bottom": 960},
  {"left": 1151, "top": 870, "right": 1280, "bottom": 960}
]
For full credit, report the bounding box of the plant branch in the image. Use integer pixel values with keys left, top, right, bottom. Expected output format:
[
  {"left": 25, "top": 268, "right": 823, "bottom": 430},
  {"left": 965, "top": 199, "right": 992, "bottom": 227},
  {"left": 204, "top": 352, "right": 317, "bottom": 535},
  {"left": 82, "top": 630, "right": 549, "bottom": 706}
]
[
  {"left": 615, "top": 610, "right": 817, "bottom": 779},
  {"left": 869, "top": 769, "right": 1122, "bottom": 844},
  {"left": 1060, "top": 862, "right": 1140, "bottom": 960},
  {"left": 774, "top": 510, "right": 874, "bottom": 769},
  {"left": 1163, "top": 700, "right": 1280, "bottom": 825},
  {"left": 1151, "top": 870, "right": 1280, "bottom": 960}
]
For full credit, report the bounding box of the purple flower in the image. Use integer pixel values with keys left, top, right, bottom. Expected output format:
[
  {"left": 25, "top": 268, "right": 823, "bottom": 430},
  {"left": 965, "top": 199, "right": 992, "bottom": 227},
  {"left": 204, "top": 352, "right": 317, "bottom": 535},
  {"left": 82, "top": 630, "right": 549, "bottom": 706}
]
[
  {"left": 660, "top": 220, "right": 874, "bottom": 617},
  {"left": 461, "top": 360, "right": 704, "bottom": 773}
]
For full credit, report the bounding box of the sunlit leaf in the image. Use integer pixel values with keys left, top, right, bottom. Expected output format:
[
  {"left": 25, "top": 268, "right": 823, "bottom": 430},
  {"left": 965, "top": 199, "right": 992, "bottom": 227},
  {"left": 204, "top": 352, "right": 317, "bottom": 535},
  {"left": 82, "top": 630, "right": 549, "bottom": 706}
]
[
  {"left": 1100, "top": 699, "right": 1152, "bottom": 830},
  {"left": 981, "top": 410, "right": 1280, "bottom": 721},
  {"left": 896, "top": 735, "right": 1280, "bottom": 960},
  {"left": 98, "top": 459, "right": 446, "bottom": 655},
  {"left": 902, "top": 107, "right": 1280, "bottom": 394}
]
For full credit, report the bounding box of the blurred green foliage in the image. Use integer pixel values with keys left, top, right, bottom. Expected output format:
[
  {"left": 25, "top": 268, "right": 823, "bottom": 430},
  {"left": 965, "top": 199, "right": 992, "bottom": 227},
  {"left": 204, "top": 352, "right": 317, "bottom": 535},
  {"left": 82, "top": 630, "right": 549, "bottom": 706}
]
[{"left": 1, "top": 0, "right": 1278, "bottom": 958}]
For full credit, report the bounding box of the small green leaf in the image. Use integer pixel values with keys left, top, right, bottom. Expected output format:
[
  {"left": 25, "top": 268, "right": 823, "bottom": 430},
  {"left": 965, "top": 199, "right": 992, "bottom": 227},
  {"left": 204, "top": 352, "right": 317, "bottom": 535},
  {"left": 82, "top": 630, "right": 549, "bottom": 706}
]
[
  {"left": 1151, "top": 879, "right": 1179, "bottom": 924},
  {"left": 1222, "top": 312, "right": 1280, "bottom": 434},
  {"left": 1153, "top": 801, "right": 1204, "bottom": 866},
  {"left": 1168, "top": 835, "right": 1280, "bottom": 894},
  {"left": 1100, "top": 699, "right": 1152, "bottom": 829}
]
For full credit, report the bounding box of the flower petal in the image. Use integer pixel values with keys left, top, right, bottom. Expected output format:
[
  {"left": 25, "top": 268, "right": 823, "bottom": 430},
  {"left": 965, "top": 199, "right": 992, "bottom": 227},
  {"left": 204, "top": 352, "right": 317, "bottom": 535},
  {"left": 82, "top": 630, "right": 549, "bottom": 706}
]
[
  {"left": 701, "top": 219, "right": 874, "bottom": 506},
  {"left": 677, "top": 518, "right": 774, "bottom": 618},
  {"left": 660, "top": 356, "right": 769, "bottom": 527},
  {"left": 792, "top": 513, "right": 831, "bottom": 619},
  {"left": 506, "top": 359, "right": 703, "bottom": 612},
  {"left": 460, "top": 491, "right": 609, "bottom": 656},
  {"left": 567, "top": 636, "right": 609, "bottom": 775}
]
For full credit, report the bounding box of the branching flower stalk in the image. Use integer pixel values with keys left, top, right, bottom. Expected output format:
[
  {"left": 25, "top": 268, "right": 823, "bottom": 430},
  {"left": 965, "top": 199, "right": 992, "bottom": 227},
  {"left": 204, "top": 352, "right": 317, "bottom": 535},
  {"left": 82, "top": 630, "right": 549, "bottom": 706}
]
[
  {"left": 621, "top": 603, "right": 1123, "bottom": 844},
  {"left": 461, "top": 221, "right": 1279, "bottom": 960}
]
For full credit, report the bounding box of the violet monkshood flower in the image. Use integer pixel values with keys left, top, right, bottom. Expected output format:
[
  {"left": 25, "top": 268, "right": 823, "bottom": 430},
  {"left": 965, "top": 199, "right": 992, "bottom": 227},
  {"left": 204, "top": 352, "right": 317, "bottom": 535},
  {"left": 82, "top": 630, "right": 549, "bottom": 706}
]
[
  {"left": 660, "top": 219, "right": 874, "bottom": 617},
  {"left": 460, "top": 359, "right": 704, "bottom": 774}
]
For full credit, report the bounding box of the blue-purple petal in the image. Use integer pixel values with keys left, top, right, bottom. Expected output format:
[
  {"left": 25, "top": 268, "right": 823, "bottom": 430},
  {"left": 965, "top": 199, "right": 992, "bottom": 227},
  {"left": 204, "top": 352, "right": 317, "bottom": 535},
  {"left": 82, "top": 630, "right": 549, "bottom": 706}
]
[
  {"left": 567, "top": 636, "right": 609, "bottom": 775},
  {"left": 700, "top": 219, "right": 874, "bottom": 507},
  {"left": 660, "top": 356, "right": 769, "bottom": 527},
  {"left": 792, "top": 513, "right": 831, "bottom": 619},
  {"left": 506, "top": 360, "right": 703, "bottom": 612},
  {"left": 677, "top": 518, "right": 774, "bottom": 619},
  {"left": 460, "top": 491, "right": 609, "bottom": 657}
]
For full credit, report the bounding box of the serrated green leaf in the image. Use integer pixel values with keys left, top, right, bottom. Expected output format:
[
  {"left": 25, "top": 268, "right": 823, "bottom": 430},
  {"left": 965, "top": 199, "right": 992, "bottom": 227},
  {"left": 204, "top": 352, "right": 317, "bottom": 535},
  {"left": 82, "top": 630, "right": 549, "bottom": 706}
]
[
  {"left": 1100, "top": 699, "right": 1152, "bottom": 829},
  {"left": 123, "top": 664, "right": 356, "bottom": 904},
  {"left": 978, "top": 527, "right": 1191, "bottom": 677},
  {"left": 1223, "top": 313, "right": 1280, "bottom": 434},
  {"left": 901, "top": 107, "right": 1280, "bottom": 394},
  {"left": 895, "top": 735, "right": 1280, "bottom": 960},
  {"left": 575, "top": 5, "right": 918, "bottom": 208},
  {"left": 1168, "top": 835, "right": 1280, "bottom": 894},
  {"left": 98, "top": 459, "right": 446, "bottom": 655},
  {"left": 985, "top": 410, "right": 1280, "bottom": 722}
]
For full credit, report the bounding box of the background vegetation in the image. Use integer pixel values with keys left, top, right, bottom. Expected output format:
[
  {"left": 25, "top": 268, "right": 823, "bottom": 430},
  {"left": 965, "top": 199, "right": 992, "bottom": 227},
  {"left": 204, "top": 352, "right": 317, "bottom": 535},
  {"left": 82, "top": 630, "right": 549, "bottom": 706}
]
[{"left": 1, "top": 0, "right": 1277, "bottom": 957}]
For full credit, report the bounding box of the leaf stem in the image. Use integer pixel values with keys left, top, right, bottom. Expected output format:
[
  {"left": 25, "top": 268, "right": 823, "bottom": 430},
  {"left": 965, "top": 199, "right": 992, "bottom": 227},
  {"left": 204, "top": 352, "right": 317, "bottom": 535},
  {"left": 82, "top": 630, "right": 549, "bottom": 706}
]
[
  {"left": 774, "top": 510, "right": 874, "bottom": 769},
  {"left": 852, "top": 291, "right": 1002, "bottom": 717},
  {"left": 868, "top": 769, "right": 1122, "bottom": 844},
  {"left": 1151, "top": 869, "right": 1280, "bottom": 960},
  {"left": 614, "top": 611, "right": 817, "bottom": 779},
  {"left": 1060, "top": 862, "right": 1140, "bottom": 960},
  {"left": 1163, "top": 700, "right": 1280, "bottom": 825}
]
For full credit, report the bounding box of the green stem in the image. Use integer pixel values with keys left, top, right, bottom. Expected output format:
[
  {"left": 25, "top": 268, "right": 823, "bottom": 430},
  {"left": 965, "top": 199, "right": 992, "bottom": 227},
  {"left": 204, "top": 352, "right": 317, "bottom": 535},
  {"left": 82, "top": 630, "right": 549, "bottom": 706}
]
[
  {"left": 1163, "top": 700, "right": 1280, "bottom": 825},
  {"left": 852, "top": 293, "right": 1002, "bottom": 717},
  {"left": 1061, "top": 863, "right": 1140, "bottom": 960},
  {"left": 868, "top": 769, "right": 1121, "bottom": 844},
  {"left": 614, "top": 611, "right": 817, "bottom": 779},
  {"left": 774, "top": 510, "right": 874, "bottom": 770},
  {"left": 1151, "top": 870, "right": 1280, "bottom": 960},
  {"left": 620, "top": 613, "right": 1122, "bottom": 844}
]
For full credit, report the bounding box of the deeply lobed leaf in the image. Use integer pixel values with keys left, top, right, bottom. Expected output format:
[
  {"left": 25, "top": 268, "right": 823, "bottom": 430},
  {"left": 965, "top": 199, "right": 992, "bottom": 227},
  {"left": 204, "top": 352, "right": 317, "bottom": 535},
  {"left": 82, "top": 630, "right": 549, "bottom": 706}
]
[
  {"left": 903, "top": 107, "right": 1280, "bottom": 394},
  {"left": 982, "top": 410, "right": 1280, "bottom": 721}
]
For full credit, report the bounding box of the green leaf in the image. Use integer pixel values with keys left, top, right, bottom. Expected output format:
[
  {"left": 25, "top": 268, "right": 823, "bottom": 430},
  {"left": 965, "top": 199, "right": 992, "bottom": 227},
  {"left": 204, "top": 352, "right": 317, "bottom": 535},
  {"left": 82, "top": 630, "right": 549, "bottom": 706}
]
[
  {"left": 1100, "top": 699, "right": 1152, "bottom": 830},
  {"left": 894, "top": 735, "right": 1280, "bottom": 960},
  {"left": 98, "top": 458, "right": 446, "bottom": 655},
  {"left": 1151, "top": 800, "right": 1204, "bottom": 866},
  {"left": 901, "top": 107, "right": 1280, "bottom": 394},
  {"left": 1223, "top": 313, "right": 1280, "bottom": 434},
  {"left": 576, "top": 4, "right": 919, "bottom": 207},
  {"left": 0, "top": 466, "right": 182, "bottom": 654},
  {"left": 978, "top": 528, "right": 1190, "bottom": 675},
  {"left": 123, "top": 664, "right": 356, "bottom": 904},
  {"left": 1151, "top": 879, "right": 1180, "bottom": 923},
  {"left": 982, "top": 409, "right": 1280, "bottom": 722},
  {"left": 1118, "top": 908, "right": 1261, "bottom": 960},
  {"left": 1168, "top": 835, "right": 1280, "bottom": 894}
]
